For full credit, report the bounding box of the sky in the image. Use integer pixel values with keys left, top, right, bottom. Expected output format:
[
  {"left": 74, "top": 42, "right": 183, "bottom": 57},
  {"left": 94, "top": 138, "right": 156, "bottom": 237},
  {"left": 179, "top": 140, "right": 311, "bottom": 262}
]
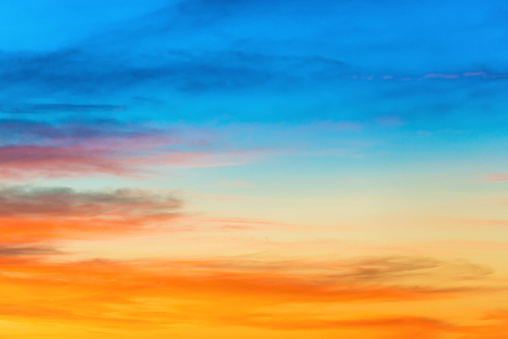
[{"left": 1, "top": 0, "right": 508, "bottom": 338}]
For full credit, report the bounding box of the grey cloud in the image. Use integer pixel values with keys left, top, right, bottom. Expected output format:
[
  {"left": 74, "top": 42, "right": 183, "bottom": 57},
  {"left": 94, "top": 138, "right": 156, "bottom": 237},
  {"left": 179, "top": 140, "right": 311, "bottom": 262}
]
[
  {"left": 0, "top": 244, "right": 60, "bottom": 257},
  {"left": 0, "top": 103, "right": 126, "bottom": 114},
  {"left": 0, "top": 119, "right": 159, "bottom": 145},
  {"left": 0, "top": 186, "right": 183, "bottom": 218}
]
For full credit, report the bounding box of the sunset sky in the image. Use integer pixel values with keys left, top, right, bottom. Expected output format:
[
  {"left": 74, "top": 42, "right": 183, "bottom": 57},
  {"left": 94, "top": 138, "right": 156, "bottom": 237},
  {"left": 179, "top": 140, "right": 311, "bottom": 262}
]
[{"left": 1, "top": 1, "right": 508, "bottom": 338}]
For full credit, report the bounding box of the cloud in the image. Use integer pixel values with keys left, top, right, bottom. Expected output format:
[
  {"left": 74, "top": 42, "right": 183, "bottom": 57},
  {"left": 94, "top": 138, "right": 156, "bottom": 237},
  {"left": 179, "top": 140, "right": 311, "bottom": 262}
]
[
  {"left": 0, "top": 48, "right": 351, "bottom": 100},
  {"left": 0, "top": 119, "right": 142, "bottom": 142},
  {"left": 223, "top": 313, "right": 450, "bottom": 332},
  {"left": 333, "top": 256, "right": 493, "bottom": 282},
  {"left": 0, "top": 103, "right": 125, "bottom": 115},
  {"left": 0, "top": 144, "right": 127, "bottom": 178},
  {"left": 485, "top": 173, "right": 508, "bottom": 182},
  {"left": 181, "top": 256, "right": 492, "bottom": 284},
  {"left": 0, "top": 186, "right": 183, "bottom": 243},
  {"left": 0, "top": 119, "right": 262, "bottom": 179},
  {"left": 1, "top": 44, "right": 505, "bottom": 109},
  {"left": 0, "top": 0, "right": 506, "bottom": 129},
  {"left": 0, "top": 244, "right": 60, "bottom": 257},
  {"left": 450, "top": 310, "right": 508, "bottom": 339},
  {"left": 0, "top": 186, "right": 182, "bottom": 217},
  {"left": 0, "top": 255, "right": 498, "bottom": 336}
]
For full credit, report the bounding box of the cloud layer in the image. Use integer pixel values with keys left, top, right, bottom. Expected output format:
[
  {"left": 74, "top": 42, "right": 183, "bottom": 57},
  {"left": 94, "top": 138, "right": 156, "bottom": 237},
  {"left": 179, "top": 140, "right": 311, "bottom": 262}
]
[{"left": 0, "top": 186, "right": 183, "bottom": 243}]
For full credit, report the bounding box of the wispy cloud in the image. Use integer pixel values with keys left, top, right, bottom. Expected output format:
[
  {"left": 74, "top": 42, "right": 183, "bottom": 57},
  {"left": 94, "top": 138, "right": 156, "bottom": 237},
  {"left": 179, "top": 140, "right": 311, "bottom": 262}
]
[
  {"left": 0, "top": 244, "right": 60, "bottom": 257},
  {"left": 223, "top": 313, "right": 451, "bottom": 332},
  {"left": 0, "top": 255, "right": 498, "bottom": 335},
  {"left": 0, "top": 186, "right": 183, "bottom": 243},
  {"left": 0, "top": 103, "right": 125, "bottom": 115},
  {"left": 485, "top": 173, "right": 508, "bottom": 182},
  {"left": 0, "top": 120, "right": 263, "bottom": 179}
]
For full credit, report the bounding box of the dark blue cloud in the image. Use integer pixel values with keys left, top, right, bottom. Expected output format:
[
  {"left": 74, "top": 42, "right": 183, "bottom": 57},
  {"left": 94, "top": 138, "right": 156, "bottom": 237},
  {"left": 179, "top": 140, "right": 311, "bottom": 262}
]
[
  {"left": 0, "top": 0, "right": 507, "bottom": 126},
  {"left": 0, "top": 118, "right": 167, "bottom": 147},
  {"left": 0, "top": 103, "right": 125, "bottom": 115}
]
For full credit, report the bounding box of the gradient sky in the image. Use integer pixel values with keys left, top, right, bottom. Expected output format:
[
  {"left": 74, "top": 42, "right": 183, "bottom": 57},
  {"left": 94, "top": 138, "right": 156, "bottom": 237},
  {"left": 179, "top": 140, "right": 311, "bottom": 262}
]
[{"left": 1, "top": 1, "right": 508, "bottom": 338}]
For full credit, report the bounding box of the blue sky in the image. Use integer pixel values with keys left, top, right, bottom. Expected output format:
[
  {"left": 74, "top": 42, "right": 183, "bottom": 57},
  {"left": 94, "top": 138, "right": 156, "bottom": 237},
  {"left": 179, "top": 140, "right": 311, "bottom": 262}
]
[{"left": 1, "top": 0, "right": 507, "bottom": 127}]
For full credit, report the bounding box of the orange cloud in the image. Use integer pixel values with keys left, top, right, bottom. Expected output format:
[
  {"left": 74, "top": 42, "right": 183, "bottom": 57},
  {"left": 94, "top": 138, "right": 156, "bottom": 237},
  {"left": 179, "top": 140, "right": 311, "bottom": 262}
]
[
  {"left": 0, "top": 186, "right": 183, "bottom": 243},
  {"left": 0, "top": 255, "right": 497, "bottom": 332},
  {"left": 222, "top": 313, "right": 450, "bottom": 333},
  {"left": 450, "top": 311, "right": 508, "bottom": 339}
]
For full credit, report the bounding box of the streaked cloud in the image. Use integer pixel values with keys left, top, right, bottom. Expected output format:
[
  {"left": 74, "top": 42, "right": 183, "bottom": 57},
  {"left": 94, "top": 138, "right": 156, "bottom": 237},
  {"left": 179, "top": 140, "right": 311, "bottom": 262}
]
[
  {"left": 0, "top": 186, "right": 183, "bottom": 243},
  {"left": 0, "top": 120, "right": 263, "bottom": 179},
  {"left": 0, "top": 244, "right": 60, "bottom": 257},
  {"left": 0, "top": 254, "right": 499, "bottom": 336}
]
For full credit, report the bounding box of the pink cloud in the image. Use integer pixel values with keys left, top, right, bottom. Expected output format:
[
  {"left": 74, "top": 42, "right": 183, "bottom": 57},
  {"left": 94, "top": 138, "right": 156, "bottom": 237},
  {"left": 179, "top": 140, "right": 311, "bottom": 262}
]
[
  {"left": 485, "top": 173, "right": 508, "bottom": 182},
  {"left": 422, "top": 73, "right": 460, "bottom": 79},
  {"left": 344, "top": 70, "right": 508, "bottom": 82},
  {"left": 0, "top": 124, "right": 264, "bottom": 180}
]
